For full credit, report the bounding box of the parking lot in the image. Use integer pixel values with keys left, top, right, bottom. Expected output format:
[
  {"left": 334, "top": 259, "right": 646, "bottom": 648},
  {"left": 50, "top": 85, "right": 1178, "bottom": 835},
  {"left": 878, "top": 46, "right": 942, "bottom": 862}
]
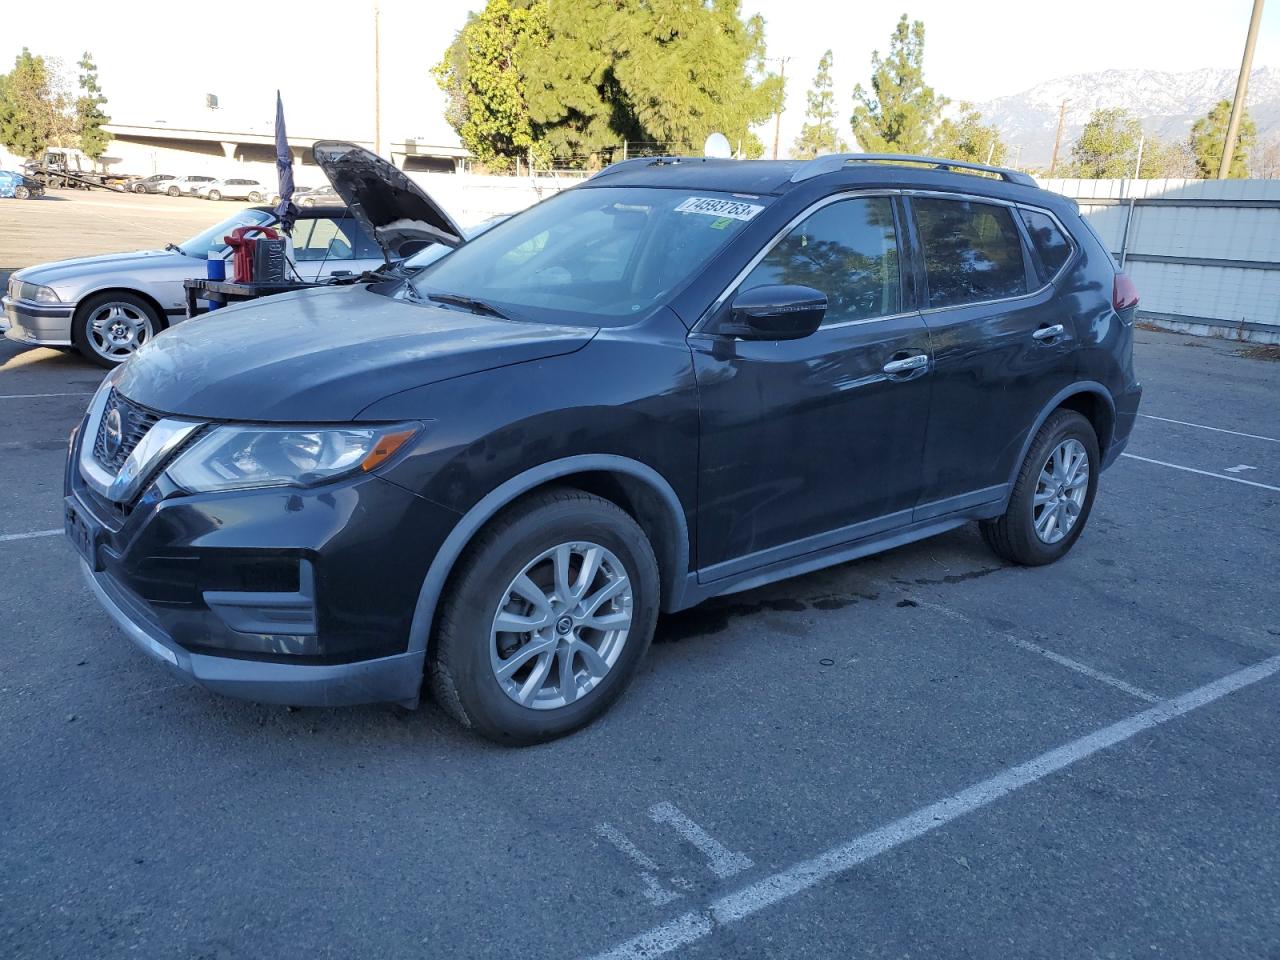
[{"left": 2, "top": 191, "right": 1278, "bottom": 959}]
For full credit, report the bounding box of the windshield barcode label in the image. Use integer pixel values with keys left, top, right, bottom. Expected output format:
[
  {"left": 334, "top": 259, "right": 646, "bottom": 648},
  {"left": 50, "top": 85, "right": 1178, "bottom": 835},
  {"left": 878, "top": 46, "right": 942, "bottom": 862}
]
[{"left": 675, "top": 197, "right": 765, "bottom": 221}]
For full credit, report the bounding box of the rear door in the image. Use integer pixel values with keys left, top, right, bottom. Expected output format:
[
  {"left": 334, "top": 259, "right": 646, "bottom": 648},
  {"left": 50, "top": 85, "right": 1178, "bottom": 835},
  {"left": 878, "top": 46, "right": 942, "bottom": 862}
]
[
  {"left": 906, "top": 193, "right": 1077, "bottom": 519},
  {"left": 691, "top": 193, "right": 933, "bottom": 578}
]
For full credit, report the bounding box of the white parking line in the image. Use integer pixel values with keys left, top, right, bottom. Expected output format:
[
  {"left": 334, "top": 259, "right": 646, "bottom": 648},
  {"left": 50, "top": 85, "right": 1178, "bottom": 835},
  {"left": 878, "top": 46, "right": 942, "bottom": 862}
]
[
  {"left": 0, "top": 529, "right": 61, "bottom": 543},
  {"left": 596, "top": 823, "right": 683, "bottom": 906},
  {"left": 0, "top": 392, "right": 94, "bottom": 400},
  {"left": 1120, "top": 453, "right": 1280, "bottom": 492},
  {"left": 872, "top": 586, "right": 1161, "bottom": 704},
  {"left": 583, "top": 654, "right": 1280, "bottom": 960},
  {"left": 648, "top": 802, "right": 754, "bottom": 880},
  {"left": 1139, "top": 414, "right": 1279, "bottom": 444}
]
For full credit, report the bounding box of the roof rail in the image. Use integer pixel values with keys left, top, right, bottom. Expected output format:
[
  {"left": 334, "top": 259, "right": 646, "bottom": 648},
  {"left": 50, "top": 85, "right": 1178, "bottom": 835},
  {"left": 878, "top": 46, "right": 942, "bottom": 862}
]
[
  {"left": 591, "top": 155, "right": 718, "bottom": 179},
  {"left": 790, "top": 153, "right": 1038, "bottom": 188}
]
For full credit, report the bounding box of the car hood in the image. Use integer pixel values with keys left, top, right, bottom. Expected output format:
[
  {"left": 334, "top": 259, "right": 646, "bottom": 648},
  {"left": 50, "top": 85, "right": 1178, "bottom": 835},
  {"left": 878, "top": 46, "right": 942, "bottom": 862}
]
[
  {"left": 16, "top": 250, "right": 196, "bottom": 292},
  {"left": 312, "top": 141, "right": 465, "bottom": 260},
  {"left": 113, "top": 284, "right": 596, "bottom": 421}
]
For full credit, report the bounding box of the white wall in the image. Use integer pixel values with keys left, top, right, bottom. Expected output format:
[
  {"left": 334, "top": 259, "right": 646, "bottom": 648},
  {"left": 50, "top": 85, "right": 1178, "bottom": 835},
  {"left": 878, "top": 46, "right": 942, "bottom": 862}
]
[{"left": 1041, "top": 178, "right": 1280, "bottom": 342}]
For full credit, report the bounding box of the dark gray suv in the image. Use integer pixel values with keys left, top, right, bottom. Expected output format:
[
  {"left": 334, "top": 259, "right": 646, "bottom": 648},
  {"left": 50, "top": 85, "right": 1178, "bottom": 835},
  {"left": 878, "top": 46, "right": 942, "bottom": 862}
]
[{"left": 67, "top": 149, "right": 1141, "bottom": 744}]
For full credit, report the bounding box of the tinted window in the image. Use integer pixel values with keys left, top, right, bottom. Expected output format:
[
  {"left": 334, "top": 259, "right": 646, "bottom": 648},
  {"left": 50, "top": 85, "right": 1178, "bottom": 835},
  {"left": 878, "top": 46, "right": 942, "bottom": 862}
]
[
  {"left": 740, "top": 197, "right": 900, "bottom": 325},
  {"left": 913, "top": 198, "right": 1028, "bottom": 308},
  {"left": 1018, "top": 208, "right": 1072, "bottom": 280}
]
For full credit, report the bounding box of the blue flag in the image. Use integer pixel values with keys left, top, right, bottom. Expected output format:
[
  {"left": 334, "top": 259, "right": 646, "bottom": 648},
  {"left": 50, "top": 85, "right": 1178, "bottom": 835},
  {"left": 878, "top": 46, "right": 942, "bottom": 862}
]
[{"left": 273, "top": 90, "right": 298, "bottom": 234}]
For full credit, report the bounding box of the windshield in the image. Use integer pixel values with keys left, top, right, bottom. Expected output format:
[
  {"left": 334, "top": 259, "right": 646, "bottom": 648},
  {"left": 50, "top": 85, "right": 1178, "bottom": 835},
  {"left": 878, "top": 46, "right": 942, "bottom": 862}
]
[
  {"left": 179, "top": 208, "right": 274, "bottom": 260},
  {"left": 409, "top": 187, "right": 770, "bottom": 324}
]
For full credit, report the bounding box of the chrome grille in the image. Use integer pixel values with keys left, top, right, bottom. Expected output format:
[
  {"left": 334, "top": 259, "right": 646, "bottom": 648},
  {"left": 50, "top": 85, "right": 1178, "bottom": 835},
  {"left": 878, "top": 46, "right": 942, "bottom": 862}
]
[{"left": 93, "top": 389, "right": 161, "bottom": 472}]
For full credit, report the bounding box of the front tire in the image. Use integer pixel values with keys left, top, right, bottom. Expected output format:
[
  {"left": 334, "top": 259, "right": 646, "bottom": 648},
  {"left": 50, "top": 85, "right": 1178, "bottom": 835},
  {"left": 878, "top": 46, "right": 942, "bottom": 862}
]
[
  {"left": 247, "top": 191, "right": 262, "bottom": 202},
  {"left": 166, "top": 186, "right": 179, "bottom": 197},
  {"left": 15, "top": 185, "right": 31, "bottom": 200},
  {"left": 207, "top": 190, "right": 221, "bottom": 201},
  {"left": 980, "top": 409, "right": 1099, "bottom": 566},
  {"left": 73, "top": 292, "right": 162, "bottom": 368},
  {"left": 429, "top": 488, "right": 660, "bottom": 745}
]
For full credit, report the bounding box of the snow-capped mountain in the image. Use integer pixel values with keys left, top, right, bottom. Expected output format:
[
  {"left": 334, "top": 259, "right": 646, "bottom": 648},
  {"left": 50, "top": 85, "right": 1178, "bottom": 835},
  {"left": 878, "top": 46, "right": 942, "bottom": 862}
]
[{"left": 976, "top": 67, "right": 1280, "bottom": 167}]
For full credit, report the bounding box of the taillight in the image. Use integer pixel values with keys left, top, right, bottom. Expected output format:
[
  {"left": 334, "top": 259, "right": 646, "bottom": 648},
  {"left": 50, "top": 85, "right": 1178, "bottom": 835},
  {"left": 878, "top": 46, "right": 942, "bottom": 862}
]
[{"left": 1113, "top": 273, "right": 1139, "bottom": 314}]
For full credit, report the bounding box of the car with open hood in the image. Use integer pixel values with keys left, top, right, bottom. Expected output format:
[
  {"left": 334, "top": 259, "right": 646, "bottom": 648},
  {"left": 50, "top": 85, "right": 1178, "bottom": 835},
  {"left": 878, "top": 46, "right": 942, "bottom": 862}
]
[
  {"left": 3, "top": 143, "right": 466, "bottom": 366},
  {"left": 66, "top": 151, "right": 1142, "bottom": 745}
]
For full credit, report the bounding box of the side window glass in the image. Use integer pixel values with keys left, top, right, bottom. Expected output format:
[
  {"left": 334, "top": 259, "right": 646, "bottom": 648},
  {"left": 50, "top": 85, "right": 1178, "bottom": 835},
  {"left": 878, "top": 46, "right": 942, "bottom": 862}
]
[
  {"left": 1018, "top": 208, "right": 1072, "bottom": 280},
  {"left": 740, "top": 196, "right": 901, "bottom": 325},
  {"left": 913, "top": 198, "right": 1028, "bottom": 308},
  {"left": 292, "top": 217, "right": 355, "bottom": 261}
]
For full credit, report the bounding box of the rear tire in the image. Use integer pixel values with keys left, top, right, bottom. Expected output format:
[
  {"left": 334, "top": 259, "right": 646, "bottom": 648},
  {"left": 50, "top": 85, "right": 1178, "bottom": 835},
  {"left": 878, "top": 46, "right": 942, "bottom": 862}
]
[
  {"left": 980, "top": 410, "right": 1099, "bottom": 566},
  {"left": 428, "top": 488, "right": 659, "bottom": 745}
]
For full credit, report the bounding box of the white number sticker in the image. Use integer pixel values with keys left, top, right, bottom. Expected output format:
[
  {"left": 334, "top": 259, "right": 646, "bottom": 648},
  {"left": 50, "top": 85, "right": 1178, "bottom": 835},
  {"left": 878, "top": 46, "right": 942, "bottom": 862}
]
[{"left": 674, "top": 196, "right": 765, "bottom": 221}]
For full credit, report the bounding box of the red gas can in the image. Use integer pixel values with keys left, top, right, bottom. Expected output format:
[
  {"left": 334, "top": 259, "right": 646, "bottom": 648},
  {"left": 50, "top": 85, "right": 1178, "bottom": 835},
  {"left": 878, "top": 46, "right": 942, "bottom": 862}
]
[{"left": 223, "top": 226, "right": 281, "bottom": 283}]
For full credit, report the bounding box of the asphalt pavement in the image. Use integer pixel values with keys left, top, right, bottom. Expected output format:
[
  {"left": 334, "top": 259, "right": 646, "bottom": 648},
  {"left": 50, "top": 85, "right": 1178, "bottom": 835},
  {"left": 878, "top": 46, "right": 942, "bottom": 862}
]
[{"left": 1, "top": 193, "right": 1278, "bottom": 959}]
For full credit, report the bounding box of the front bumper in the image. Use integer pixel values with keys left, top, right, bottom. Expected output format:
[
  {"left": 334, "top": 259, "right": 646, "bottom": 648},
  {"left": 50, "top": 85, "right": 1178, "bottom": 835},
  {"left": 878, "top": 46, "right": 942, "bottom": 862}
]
[
  {"left": 3, "top": 295, "right": 75, "bottom": 346},
  {"left": 67, "top": 419, "right": 460, "bottom": 708},
  {"left": 82, "top": 561, "right": 425, "bottom": 706}
]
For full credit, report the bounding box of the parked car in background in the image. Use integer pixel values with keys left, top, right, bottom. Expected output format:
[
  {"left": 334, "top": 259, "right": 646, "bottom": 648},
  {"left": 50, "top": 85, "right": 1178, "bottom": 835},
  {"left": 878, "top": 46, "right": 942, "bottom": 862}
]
[
  {"left": 131, "top": 174, "right": 177, "bottom": 194},
  {"left": 0, "top": 170, "right": 45, "bottom": 199},
  {"left": 197, "top": 178, "right": 269, "bottom": 202},
  {"left": 166, "top": 175, "right": 216, "bottom": 197},
  {"left": 63, "top": 148, "right": 1141, "bottom": 744},
  {"left": 297, "top": 184, "right": 340, "bottom": 207},
  {"left": 5, "top": 148, "right": 467, "bottom": 367}
]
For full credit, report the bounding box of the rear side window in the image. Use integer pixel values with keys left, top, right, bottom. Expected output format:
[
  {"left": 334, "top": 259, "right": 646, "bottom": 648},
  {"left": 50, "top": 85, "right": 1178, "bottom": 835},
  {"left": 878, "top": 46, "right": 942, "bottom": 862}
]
[
  {"left": 741, "top": 196, "right": 901, "bottom": 325},
  {"left": 912, "top": 197, "right": 1028, "bottom": 309},
  {"left": 1018, "top": 208, "right": 1073, "bottom": 280}
]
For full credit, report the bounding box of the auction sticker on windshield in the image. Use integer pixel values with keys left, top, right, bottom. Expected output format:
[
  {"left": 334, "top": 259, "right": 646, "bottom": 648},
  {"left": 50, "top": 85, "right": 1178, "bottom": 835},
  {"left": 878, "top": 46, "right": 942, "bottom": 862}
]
[{"left": 675, "top": 197, "right": 765, "bottom": 221}]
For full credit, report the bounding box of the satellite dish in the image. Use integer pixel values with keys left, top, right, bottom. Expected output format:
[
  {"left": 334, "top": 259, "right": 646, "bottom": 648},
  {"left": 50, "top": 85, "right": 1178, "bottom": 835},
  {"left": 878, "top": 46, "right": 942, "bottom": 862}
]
[{"left": 703, "top": 133, "right": 733, "bottom": 159}]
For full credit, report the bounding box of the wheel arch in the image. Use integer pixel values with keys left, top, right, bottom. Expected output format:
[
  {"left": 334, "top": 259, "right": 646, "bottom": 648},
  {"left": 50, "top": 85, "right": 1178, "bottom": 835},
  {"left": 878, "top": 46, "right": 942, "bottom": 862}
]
[
  {"left": 1006, "top": 382, "right": 1116, "bottom": 493},
  {"left": 405, "top": 455, "right": 691, "bottom": 658}
]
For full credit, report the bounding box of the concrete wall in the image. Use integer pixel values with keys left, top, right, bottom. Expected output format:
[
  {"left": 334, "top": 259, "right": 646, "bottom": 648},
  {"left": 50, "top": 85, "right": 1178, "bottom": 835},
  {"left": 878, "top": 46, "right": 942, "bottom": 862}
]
[{"left": 1040, "top": 178, "right": 1280, "bottom": 344}]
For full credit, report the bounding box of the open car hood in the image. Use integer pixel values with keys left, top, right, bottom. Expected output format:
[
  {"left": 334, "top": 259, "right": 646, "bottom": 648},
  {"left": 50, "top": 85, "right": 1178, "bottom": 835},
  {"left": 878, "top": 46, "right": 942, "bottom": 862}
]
[{"left": 312, "top": 140, "right": 466, "bottom": 261}]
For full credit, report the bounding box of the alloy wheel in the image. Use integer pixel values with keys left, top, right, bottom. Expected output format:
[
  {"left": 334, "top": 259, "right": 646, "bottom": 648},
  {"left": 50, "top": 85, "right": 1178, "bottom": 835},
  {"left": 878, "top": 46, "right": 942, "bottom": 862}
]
[
  {"left": 1033, "top": 438, "right": 1089, "bottom": 544},
  {"left": 489, "top": 541, "right": 633, "bottom": 710},
  {"left": 86, "top": 301, "right": 154, "bottom": 362}
]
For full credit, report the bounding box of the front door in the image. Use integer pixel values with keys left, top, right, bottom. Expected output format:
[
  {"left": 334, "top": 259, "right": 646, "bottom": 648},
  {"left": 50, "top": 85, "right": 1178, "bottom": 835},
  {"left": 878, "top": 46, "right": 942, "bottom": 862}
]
[
  {"left": 691, "top": 194, "right": 933, "bottom": 581},
  {"left": 905, "top": 194, "right": 1078, "bottom": 518}
]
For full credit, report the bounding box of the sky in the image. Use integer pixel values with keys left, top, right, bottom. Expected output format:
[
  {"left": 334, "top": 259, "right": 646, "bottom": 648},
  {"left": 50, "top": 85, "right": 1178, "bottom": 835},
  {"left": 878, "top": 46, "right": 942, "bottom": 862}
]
[{"left": 2, "top": 0, "right": 1277, "bottom": 155}]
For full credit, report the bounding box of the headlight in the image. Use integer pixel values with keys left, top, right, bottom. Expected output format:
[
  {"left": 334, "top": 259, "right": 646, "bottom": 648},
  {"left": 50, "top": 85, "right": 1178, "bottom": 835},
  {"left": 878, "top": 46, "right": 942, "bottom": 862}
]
[
  {"left": 10, "top": 280, "right": 60, "bottom": 303},
  {"left": 165, "top": 423, "right": 418, "bottom": 494}
]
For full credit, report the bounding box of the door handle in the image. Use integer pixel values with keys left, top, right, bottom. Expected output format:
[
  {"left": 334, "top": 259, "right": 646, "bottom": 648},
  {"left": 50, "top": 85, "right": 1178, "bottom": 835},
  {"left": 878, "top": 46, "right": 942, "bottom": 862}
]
[
  {"left": 882, "top": 354, "right": 929, "bottom": 376},
  {"left": 1032, "top": 324, "right": 1065, "bottom": 341}
]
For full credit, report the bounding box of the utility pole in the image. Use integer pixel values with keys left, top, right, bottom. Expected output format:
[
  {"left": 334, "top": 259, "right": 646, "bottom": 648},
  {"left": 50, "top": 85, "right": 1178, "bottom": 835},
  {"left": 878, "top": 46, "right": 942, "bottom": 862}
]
[
  {"left": 1219, "top": 0, "right": 1265, "bottom": 179},
  {"left": 1049, "top": 99, "right": 1069, "bottom": 176},
  {"left": 373, "top": 0, "right": 383, "bottom": 157},
  {"left": 1133, "top": 134, "right": 1145, "bottom": 180},
  {"left": 771, "top": 57, "right": 789, "bottom": 161}
]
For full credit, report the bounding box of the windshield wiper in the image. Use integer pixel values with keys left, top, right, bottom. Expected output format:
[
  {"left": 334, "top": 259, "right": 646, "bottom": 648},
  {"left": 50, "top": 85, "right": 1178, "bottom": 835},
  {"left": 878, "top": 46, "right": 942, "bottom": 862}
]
[
  {"left": 425, "top": 292, "right": 511, "bottom": 321},
  {"left": 164, "top": 242, "right": 186, "bottom": 255}
]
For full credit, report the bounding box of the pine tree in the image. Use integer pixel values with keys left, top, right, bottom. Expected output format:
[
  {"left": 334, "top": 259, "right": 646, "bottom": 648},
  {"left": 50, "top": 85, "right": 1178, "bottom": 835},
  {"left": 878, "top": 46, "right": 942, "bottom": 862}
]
[
  {"left": 75, "top": 52, "right": 110, "bottom": 160},
  {"left": 850, "top": 15, "right": 946, "bottom": 154},
  {"left": 792, "top": 50, "right": 847, "bottom": 160},
  {"left": 1190, "top": 99, "right": 1255, "bottom": 179}
]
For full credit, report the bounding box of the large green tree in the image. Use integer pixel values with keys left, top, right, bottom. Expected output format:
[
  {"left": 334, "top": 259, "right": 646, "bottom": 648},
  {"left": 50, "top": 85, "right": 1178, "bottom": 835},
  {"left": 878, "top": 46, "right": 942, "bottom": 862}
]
[
  {"left": 792, "top": 50, "right": 847, "bottom": 159},
  {"left": 0, "top": 49, "right": 70, "bottom": 159},
  {"left": 437, "top": 0, "right": 783, "bottom": 168},
  {"left": 933, "top": 103, "right": 1005, "bottom": 165},
  {"left": 1190, "top": 98, "right": 1255, "bottom": 179},
  {"left": 850, "top": 14, "right": 946, "bottom": 154},
  {"left": 432, "top": 0, "right": 548, "bottom": 168},
  {"left": 1069, "top": 108, "right": 1149, "bottom": 178},
  {"left": 74, "top": 52, "right": 110, "bottom": 159}
]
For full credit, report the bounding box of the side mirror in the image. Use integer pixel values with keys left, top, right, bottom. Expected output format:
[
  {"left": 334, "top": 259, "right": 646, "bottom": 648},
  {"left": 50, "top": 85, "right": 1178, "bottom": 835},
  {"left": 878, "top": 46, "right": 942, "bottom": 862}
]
[{"left": 720, "top": 284, "right": 826, "bottom": 340}]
